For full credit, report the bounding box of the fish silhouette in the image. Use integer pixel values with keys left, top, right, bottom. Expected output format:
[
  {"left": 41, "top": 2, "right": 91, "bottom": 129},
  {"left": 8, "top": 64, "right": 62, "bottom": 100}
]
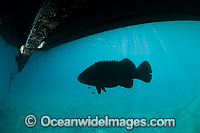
[{"left": 78, "top": 58, "right": 152, "bottom": 94}]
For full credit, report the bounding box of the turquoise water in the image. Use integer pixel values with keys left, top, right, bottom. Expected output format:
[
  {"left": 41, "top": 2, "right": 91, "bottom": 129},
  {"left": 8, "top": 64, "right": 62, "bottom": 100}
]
[{"left": 0, "top": 21, "right": 200, "bottom": 132}]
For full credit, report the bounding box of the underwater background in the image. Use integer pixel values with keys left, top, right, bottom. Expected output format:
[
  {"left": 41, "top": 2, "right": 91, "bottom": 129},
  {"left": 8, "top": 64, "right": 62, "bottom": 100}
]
[{"left": 0, "top": 21, "right": 200, "bottom": 132}]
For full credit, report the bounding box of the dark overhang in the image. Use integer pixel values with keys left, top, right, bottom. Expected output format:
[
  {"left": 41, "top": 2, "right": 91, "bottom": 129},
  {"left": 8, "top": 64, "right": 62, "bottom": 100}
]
[{"left": 0, "top": 0, "right": 200, "bottom": 50}]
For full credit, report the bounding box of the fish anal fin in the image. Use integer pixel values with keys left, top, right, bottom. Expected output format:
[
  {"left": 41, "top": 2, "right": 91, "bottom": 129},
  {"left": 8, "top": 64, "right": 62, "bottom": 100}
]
[
  {"left": 96, "top": 87, "right": 101, "bottom": 94},
  {"left": 119, "top": 80, "right": 133, "bottom": 88}
]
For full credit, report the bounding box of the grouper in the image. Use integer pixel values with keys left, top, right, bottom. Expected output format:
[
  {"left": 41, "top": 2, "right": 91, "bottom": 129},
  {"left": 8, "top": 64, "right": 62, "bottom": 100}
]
[{"left": 78, "top": 58, "right": 152, "bottom": 94}]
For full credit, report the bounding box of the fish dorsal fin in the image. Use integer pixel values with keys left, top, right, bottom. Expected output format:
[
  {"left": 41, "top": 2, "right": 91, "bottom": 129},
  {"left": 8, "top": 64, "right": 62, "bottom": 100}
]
[
  {"left": 119, "top": 80, "right": 133, "bottom": 88},
  {"left": 120, "top": 58, "right": 136, "bottom": 69},
  {"left": 95, "top": 60, "right": 118, "bottom": 64}
]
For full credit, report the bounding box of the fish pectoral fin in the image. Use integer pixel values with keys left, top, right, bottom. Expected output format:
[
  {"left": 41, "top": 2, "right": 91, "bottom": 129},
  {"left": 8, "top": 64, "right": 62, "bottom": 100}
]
[
  {"left": 119, "top": 80, "right": 133, "bottom": 88},
  {"left": 101, "top": 87, "right": 106, "bottom": 92},
  {"left": 96, "top": 87, "right": 106, "bottom": 94},
  {"left": 96, "top": 87, "right": 101, "bottom": 94}
]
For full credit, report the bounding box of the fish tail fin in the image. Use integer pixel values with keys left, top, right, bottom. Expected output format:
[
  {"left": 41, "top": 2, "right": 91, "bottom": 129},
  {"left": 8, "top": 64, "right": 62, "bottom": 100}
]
[{"left": 133, "top": 61, "right": 152, "bottom": 83}]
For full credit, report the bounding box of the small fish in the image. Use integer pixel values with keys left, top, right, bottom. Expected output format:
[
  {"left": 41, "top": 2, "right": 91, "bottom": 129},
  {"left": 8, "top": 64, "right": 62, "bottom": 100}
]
[
  {"left": 92, "top": 92, "right": 95, "bottom": 94},
  {"left": 88, "top": 87, "right": 91, "bottom": 89},
  {"left": 78, "top": 58, "right": 152, "bottom": 94}
]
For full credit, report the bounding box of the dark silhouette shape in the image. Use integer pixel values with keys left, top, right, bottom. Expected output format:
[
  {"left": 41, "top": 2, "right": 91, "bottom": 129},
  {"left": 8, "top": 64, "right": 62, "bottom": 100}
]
[{"left": 78, "top": 58, "right": 152, "bottom": 94}]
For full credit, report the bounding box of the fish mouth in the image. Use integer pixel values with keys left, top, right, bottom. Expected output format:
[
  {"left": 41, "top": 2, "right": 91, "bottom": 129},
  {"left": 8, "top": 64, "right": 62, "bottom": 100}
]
[
  {"left": 78, "top": 75, "right": 83, "bottom": 82},
  {"left": 78, "top": 73, "right": 86, "bottom": 84}
]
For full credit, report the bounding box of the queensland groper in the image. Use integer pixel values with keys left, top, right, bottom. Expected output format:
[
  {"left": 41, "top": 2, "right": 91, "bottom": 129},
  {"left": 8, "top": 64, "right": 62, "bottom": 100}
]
[{"left": 78, "top": 58, "right": 152, "bottom": 94}]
